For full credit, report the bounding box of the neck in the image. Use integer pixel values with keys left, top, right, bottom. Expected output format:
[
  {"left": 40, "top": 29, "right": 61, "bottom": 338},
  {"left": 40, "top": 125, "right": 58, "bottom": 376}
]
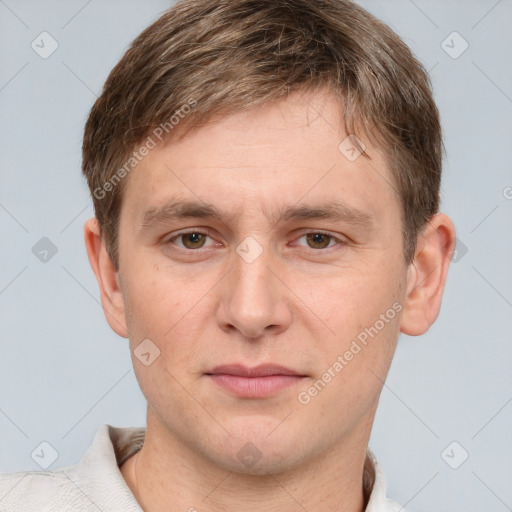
[{"left": 121, "top": 411, "right": 375, "bottom": 512}]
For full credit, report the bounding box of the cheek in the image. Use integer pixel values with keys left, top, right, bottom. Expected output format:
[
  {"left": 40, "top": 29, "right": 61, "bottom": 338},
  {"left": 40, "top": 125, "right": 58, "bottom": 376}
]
[
  {"left": 122, "top": 264, "right": 218, "bottom": 374},
  {"left": 296, "top": 257, "right": 403, "bottom": 335},
  {"left": 295, "top": 257, "right": 405, "bottom": 404},
  {"left": 122, "top": 261, "right": 195, "bottom": 334},
  {"left": 298, "top": 299, "right": 402, "bottom": 431}
]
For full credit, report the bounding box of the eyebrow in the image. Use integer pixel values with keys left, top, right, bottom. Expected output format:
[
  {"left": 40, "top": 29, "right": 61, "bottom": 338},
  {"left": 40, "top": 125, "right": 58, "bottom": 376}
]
[{"left": 139, "top": 198, "right": 374, "bottom": 230}]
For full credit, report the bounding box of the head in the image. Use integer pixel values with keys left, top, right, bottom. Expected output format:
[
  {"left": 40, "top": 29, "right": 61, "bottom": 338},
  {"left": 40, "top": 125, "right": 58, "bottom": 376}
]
[{"left": 83, "top": 0, "right": 455, "bottom": 475}]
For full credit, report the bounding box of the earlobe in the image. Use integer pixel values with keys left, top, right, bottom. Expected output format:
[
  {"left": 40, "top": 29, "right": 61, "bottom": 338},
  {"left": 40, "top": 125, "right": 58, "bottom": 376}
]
[
  {"left": 400, "top": 213, "right": 456, "bottom": 336},
  {"left": 84, "top": 218, "right": 129, "bottom": 338}
]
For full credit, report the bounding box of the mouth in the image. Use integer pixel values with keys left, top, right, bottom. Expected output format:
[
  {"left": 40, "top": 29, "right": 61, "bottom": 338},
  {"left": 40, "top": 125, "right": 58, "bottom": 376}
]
[{"left": 205, "top": 364, "right": 307, "bottom": 399}]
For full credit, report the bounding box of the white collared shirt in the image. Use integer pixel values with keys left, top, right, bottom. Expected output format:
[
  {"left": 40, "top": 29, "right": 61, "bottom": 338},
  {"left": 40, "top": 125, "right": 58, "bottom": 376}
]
[{"left": 0, "top": 425, "right": 405, "bottom": 511}]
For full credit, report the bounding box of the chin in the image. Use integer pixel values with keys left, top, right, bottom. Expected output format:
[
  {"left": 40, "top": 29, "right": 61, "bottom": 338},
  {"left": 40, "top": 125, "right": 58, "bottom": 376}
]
[
  {"left": 203, "top": 419, "right": 311, "bottom": 476},
  {"left": 213, "top": 443, "right": 304, "bottom": 476}
]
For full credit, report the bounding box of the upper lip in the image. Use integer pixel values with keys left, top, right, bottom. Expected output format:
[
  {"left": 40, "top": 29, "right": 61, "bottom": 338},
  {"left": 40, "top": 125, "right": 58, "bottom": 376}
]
[{"left": 207, "top": 364, "right": 304, "bottom": 377}]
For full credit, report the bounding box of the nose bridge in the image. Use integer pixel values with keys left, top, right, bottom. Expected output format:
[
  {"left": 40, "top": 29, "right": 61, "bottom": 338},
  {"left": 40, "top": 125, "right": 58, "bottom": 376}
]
[
  {"left": 231, "top": 246, "right": 275, "bottom": 312},
  {"left": 232, "top": 233, "right": 274, "bottom": 294}
]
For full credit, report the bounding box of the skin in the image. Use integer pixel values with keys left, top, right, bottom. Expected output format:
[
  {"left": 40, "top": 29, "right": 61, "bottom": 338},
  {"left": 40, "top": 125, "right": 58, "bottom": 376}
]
[{"left": 85, "top": 89, "right": 455, "bottom": 512}]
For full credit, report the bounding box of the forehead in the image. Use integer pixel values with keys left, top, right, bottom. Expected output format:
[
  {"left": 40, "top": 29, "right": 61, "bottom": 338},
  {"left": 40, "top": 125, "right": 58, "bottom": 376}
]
[{"left": 121, "top": 89, "right": 399, "bottom": 227}]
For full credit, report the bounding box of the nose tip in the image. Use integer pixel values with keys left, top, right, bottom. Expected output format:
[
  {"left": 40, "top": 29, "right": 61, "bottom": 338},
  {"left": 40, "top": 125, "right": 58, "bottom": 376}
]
[{"left": 215, "top": 256, "right": 293, "bottom": 341}]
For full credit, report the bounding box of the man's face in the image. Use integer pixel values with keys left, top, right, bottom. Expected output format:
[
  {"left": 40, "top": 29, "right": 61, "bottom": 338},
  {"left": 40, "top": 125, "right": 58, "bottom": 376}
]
[{"left": 116, "top": 90, "right": 409, "bottom": 473}]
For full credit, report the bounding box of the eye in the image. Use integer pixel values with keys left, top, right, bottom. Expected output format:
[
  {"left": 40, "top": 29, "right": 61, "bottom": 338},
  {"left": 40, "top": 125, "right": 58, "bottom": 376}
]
[
  {"left": 165, "top": 230, "right": 344, "bottom": 252},
  {"left": 294, "top": 232, "right": 343, "bottom": 250},
  {"left": 168, "top": 230, "right": 216, "bottom": 250}
]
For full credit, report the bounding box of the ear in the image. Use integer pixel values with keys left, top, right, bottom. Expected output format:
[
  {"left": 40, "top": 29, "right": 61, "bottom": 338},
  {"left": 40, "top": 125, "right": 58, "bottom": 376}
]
[
  {"left": 84, "top": 218, "right": 128, "bottom": 338},
  {"left": 400, "top": 213, "right": 456, "bottom": 336}
]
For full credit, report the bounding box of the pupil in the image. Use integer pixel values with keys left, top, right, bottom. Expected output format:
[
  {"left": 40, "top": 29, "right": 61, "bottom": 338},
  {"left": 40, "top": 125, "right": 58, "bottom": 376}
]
[
  {"left": 182, "top": 232, "right": 205, "bottom": 248},
  {"left": 307, "top": 233, "right": 330, "bottom": 249}
]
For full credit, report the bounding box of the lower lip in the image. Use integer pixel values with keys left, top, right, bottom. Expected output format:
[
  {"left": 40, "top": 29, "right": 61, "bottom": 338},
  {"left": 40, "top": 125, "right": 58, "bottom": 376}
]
[{"left": 208, "top": 374, "right": 304, "bottom": 398}]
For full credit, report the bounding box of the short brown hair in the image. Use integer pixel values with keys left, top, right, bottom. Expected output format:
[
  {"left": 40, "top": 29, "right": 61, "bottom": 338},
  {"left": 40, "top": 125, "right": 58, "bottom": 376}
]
[{"left": 82, "top": 0, "right": 442, "bottom": 268}]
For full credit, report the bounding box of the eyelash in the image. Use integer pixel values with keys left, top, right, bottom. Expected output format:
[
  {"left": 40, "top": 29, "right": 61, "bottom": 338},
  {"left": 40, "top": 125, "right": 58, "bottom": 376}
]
[{"left": 165, "top": 229, "right": 346, "bottom": 251}]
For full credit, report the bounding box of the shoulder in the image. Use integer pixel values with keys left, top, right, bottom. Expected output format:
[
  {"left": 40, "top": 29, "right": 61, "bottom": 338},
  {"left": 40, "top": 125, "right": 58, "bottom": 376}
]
[
  {"left": 0, "top": 424, "right": 145, "bottom": 512},
  {"left": 383, "top": 498, "right": 407, "bottom": 512},
  {"left": 365, "top": 449, "right": 407, "bottom": 512},
  {"left": 0, "top": 465, "right": 87, "bottom": 511}
]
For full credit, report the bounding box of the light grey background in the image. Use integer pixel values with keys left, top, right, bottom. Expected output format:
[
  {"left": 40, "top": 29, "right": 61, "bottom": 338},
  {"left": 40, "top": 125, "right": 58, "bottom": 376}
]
[{"left": 0, "top": 1, "right": 511, "bottom": 511}]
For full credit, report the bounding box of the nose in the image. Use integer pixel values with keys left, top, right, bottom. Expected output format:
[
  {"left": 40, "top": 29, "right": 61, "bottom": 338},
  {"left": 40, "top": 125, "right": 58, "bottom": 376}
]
[{"left": 215, "top": 249, "right": 293, "bottom": 340}]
